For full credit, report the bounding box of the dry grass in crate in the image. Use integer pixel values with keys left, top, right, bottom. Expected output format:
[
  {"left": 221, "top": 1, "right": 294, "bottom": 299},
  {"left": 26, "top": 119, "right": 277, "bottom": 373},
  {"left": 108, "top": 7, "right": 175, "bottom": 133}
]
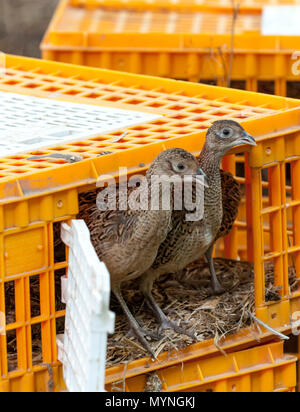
[
  {"left": 4, "top": 189, "right": 299, "bottom": 372},
  {"left": 106, "top": 258, "right": 298, "bottom": 367}
]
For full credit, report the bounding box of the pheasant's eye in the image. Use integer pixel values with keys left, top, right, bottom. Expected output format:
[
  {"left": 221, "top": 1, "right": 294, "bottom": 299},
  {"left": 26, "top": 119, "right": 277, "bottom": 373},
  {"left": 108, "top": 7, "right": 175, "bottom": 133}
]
[
  {"left": 172, "top": 162, "right": 186, "bottom": 173},
  {"left": 221, "top": 128, "right": 233, "bottom": 138}
]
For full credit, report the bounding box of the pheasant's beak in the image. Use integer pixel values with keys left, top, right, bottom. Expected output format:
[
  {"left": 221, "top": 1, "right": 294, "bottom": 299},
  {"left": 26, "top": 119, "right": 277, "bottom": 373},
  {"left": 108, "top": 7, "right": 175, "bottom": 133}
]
[{"left": 235, "top": 131, "right": 257, "bottom": 147}]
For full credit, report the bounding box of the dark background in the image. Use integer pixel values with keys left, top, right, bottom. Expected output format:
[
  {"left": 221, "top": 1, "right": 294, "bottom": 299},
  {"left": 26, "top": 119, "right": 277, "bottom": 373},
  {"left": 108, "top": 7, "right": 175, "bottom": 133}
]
[{"left": 0, "top": 0, "right": 59, "bottom": 57}]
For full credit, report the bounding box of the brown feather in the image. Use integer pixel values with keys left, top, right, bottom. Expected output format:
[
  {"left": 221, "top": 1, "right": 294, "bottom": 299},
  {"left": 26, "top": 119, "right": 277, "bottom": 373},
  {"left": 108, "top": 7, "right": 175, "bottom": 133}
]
[
  {"left": 76, "top": 148, "right": 202, "bottom": 288},
  {"left": 139, "top": 121, "right": 249, "bottom": 294},
  {"left": 216, "top": 169, "right": 241, "bottom": 240}
]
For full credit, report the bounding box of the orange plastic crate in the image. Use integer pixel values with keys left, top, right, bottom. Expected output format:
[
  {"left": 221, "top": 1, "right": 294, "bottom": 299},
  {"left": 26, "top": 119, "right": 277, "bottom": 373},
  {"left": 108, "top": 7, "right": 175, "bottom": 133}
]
[
  {"left": 106, "top": 341, "right": 297, "bottom": 392},
  {"left": 41, "top": 0, "right": 300, "bottom": 97},
  {"left": 71, "top": 0, "right": 300, "bottom": 12},
  {"left": 0, "top": 54, "right": 300, "bottom": 392}
]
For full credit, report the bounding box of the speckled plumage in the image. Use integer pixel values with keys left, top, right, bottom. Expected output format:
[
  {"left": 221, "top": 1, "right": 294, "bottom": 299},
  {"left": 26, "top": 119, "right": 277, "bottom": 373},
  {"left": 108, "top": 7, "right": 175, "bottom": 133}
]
[
  {"left": 217, "top": 169, "right": 241, "bottom": 240},
  {"left": 139, "top": 121, "right": 255, "bottom": 332},
  {"left": 78, "top": 148, "right": 201, "bottom": 288},
  {"left": 77, "top": 148, "right": 205, "bottom": 357},
  {"left": 140, "top": 145, "right": 224, "bottom": 284},
  {"left": 147, "top": 170, "right": 241, "bottom": 271},
  {"left": 79, "top": 187, "right": 172, "bottom": 288}
]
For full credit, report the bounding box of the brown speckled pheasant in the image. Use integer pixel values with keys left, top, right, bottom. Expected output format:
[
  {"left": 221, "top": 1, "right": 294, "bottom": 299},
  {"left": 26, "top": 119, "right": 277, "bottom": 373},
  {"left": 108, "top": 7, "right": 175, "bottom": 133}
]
[
  {"left": 139, "top": 120, "right": 256, "bottom": 337},
  {"left": 217, "top": 169, "right": 241, "bottom": 240},
  {"left": 78, "top": 148, "right": 206, "bottom": 357}
]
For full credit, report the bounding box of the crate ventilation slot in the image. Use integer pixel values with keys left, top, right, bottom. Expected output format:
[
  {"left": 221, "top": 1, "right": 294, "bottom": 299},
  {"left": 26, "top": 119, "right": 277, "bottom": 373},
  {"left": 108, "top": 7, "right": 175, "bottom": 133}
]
[{"left": 0, "top": 91, "right": 161, "bottom": 157}]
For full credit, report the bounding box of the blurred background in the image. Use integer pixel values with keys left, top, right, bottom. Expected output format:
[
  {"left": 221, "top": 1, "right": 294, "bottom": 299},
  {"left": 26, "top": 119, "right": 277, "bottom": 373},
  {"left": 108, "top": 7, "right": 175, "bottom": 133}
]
[{"left": 0, "top": 0, "right": 58, "bottom": 57}]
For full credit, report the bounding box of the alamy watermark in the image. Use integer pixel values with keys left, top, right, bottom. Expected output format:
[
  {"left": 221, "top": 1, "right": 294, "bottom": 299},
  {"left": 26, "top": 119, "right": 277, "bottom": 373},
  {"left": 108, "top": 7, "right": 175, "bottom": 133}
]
[{"left": 96, "top": 168, "right": 206, "bottom": 222}]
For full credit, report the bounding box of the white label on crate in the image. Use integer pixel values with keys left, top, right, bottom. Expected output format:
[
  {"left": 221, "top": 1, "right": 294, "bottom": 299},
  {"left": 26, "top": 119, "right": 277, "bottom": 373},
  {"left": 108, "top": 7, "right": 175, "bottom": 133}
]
[
  {"left": 0, "top": 91, "right": 162, "bottom": 157},
  {"left": 261, "top": 6, "right": 300, "bottom": 35}
]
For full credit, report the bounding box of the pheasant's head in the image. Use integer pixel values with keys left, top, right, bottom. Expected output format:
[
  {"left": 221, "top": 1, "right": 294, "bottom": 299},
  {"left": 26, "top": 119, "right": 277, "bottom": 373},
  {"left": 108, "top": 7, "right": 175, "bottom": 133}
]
[{"left": 205, "top": 120, "right": 256, "bottom": 157}]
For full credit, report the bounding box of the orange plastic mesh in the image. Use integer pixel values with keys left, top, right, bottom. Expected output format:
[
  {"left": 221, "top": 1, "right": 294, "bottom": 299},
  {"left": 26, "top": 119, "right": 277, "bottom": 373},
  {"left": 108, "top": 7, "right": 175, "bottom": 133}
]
[
  {"left": 0, "top": 57, "right": 291, "bottom": 183},
  {"left": 0, "top": 54, "right": 300, "bottom": 393},
  {"left": 71, "top": 0, "right": 300, "bottom": 12}
]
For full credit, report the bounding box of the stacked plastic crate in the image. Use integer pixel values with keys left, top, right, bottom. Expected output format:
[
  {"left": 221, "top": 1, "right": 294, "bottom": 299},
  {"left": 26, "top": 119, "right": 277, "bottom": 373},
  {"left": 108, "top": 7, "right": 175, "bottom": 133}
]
[
  {"left": 41, "top": 0, "right": 300, "bottom": 97},
  {"left": 0, "top": 54, "right": 299, "bottom": 391}
]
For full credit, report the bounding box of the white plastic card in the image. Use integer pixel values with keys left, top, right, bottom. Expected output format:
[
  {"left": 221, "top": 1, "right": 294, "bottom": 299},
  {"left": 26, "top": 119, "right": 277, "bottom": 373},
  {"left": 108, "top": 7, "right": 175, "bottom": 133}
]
[
  {"left": 261, "top": 6, "right": 300, "bottom": 35},
  {"left": 57, "top": 220, "right": 115, "bottom": 393},
  {"left": 0, "top": 91, "right": 162, "bottom": 157}
]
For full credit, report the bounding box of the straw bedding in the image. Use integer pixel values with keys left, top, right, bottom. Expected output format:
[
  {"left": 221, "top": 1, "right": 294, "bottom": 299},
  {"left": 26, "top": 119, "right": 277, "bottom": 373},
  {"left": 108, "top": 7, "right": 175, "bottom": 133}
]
[
  {"left": 106, "top": 258, "right": 298, "bottom": 367},
  {"left": 4, "top": 188, "right": 299, "bottom": 371},
  {"left": 5, "top": 253, "right": 298, "bottom": 372},
  {"left": 5, "top": 243, "right": 298, "bottom": 372}
]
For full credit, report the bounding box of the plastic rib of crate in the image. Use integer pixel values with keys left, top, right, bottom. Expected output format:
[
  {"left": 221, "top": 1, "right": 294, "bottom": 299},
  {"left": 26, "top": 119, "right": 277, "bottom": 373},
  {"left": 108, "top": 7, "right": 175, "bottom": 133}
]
[
  {"left": 0, "top": 54, "right": 300, "bottom": 392},
  {"left": 70, "top": 0, "right": 300, "bottom": 12},
  {"left": 41, "top": 0, "right": 300, "bottom": 98},
  {"left": 106, "top": 341, "right": 297, "bottom": 392}
]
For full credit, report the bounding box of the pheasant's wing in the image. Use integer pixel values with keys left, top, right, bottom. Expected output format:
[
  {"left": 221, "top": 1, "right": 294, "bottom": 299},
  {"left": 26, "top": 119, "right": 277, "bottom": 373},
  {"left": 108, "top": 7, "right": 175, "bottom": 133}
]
[
  {"left": 216, "top": 169, "right": 241, "bottom": 240},
  {"left": 78, "top": 185, "right": 138, "bottom": 258}
]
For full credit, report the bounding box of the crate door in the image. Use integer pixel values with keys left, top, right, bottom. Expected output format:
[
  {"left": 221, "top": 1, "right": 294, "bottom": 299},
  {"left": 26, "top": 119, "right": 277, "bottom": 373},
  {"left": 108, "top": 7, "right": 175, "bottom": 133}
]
[{"left": 58, "top": 220, "right": 115, "bottom": 392}]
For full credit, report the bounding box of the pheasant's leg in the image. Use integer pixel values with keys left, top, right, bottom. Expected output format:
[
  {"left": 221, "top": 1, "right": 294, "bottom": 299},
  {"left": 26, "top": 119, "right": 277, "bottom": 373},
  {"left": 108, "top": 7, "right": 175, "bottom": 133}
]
[
  {"left": 126, "top": 326, "right": 161, "bottom": 341},
  {"left": 113, "top": 286, "right": 156, "bottom": 358},
  {"left": 205, "top": 245, "right": 225, "bottom": 295},
  {"left": 140, "top": 273, "right": 197, "bottom": 340},
  {"left": 145, "top": 291, "right": 197, "bottom": 340}
]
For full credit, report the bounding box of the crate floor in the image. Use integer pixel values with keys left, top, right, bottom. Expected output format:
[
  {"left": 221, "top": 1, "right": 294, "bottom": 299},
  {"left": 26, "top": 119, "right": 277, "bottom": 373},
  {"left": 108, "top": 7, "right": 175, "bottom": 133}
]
[
  {"left": 5, "top": 256, "right": 298, "bottom": 372},
  {"left": 4, "top": 186, "right": 299, "bottom": 372},
  {"left": 106, "top": 258, "right": 297, "bottom": 367}
]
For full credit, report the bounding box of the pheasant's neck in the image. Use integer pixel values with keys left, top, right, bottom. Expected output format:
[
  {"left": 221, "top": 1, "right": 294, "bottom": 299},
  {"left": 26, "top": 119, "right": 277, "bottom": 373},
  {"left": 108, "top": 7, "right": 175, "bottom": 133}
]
[
  {"left": 198, "top": 143, "right": 223, "bottom": 225},
  {"left": 132, "top": 177, "right": 173, "bottom": 244},
  {"left": 145, "top": 173, "right": 176, "bottom": 209},
  {"left": 198, "top": 143, "right": 222, "bottom": 179}
]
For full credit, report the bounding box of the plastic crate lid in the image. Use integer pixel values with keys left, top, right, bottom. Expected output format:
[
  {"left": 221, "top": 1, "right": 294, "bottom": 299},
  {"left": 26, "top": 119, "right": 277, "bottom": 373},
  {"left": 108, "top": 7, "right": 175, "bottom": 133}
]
[
  {"left": 0, "top": 54, "right": 300, "bottom": 202},
  {"left": 70, "top": 0, "right": 300, "bottom": 12},
  {"left": 0, "top": 91, "right": 161, "bottom": 158},
  {"left": 42, "top": 0, "right": 300, "bottom": 51},
  {"left": 45, "top": 2, "right": 261, "bottom": 38}
]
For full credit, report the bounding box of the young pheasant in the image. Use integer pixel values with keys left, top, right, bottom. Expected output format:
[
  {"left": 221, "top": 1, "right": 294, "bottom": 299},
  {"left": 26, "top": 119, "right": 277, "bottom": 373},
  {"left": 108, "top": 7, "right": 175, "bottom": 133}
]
[
  {"left": 208, "top": 169, "right": 242, "bottom": 293},
  {"left": 218, "top": 169, "right": 242, "bottom": 241},
  {"left": 139, "top": 120, "right": 256, "bottom": 336},
  {"left": 78, "top": 148, "right": 207, "bottom": 356}
]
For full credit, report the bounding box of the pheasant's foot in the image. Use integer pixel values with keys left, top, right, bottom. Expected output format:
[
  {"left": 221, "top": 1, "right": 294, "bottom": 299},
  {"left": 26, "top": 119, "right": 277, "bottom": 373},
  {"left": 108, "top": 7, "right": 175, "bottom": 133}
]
[
  {"left": 210, "top": 278, "right": 226, "bottom": 295},
  {"left": 126, "top": 324, "right": 157, "bottom": 359},
  {"left": 126, "top": 326, "right": 162, "bottom": 341},
  {"left": 159, "top": 318, "right": 197, "bottom": 341},
  {"left": 143, "top": 292, "right": 197, "bottom": 341}
]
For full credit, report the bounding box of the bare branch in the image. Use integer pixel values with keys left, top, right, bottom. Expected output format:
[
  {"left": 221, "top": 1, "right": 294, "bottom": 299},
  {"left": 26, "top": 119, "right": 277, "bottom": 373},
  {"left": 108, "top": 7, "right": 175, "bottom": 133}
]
[{"left": 227, "top": 2, "right": 241, "bottom": 87}]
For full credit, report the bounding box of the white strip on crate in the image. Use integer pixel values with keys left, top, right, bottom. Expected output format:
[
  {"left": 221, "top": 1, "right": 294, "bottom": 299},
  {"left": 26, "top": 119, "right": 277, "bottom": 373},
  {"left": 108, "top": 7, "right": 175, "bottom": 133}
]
[
  {"left": 0, "top": 91, "right": 162, "bottom": 157},
  {"left": 57, "top": 220, "right": 115, "bottom": 393},
  {"left": 261, "top": 6, "right": 300, "bottom": 35}
]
